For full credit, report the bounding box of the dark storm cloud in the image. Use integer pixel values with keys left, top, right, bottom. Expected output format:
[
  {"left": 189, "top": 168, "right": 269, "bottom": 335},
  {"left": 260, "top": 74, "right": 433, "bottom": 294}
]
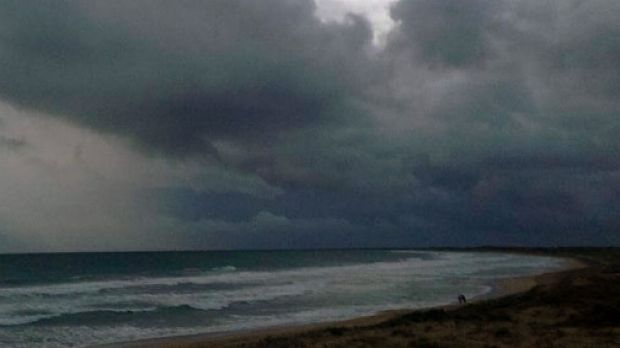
[
  {"left": 389, "top": 0, "right": 497, "bottom": 68},
  {"left": 0, "top": 0, "right": 372, "bottom": 155},
  {"left": 1, "top": 0, "right": 620, "bottom": 249}
]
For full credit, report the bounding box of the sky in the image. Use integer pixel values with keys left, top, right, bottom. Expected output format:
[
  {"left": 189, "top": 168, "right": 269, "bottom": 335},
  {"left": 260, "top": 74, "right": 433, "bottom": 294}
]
[{"left": 0, "top": 0, "right": 619, "bottom": 252}]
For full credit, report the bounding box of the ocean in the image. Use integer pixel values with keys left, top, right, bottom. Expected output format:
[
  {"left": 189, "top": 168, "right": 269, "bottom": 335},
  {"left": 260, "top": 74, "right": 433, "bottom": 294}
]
[{"left": 0, "top": 250, "right": 567, "bottom": 347}]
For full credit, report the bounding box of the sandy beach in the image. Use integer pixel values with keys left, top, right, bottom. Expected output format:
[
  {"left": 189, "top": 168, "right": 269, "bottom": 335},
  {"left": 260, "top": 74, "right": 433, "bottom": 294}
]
[{"left": 99, "top": 248, "right": 620, "bottom": 348}]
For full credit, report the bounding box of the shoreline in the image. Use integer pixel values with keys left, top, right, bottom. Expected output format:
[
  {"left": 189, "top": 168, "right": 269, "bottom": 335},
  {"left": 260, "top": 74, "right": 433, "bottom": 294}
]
[
  {"left": 479, "top": 256, "right": 586, "bottom": 301},
  {"left": 98, "top": 253, "right": 585, "bottom": 348}
]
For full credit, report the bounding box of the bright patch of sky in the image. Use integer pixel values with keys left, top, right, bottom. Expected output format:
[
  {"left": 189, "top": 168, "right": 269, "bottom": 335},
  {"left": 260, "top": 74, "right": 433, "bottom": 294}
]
[{"left": 314, "top": 0, "right": 397, "bottom": 45}]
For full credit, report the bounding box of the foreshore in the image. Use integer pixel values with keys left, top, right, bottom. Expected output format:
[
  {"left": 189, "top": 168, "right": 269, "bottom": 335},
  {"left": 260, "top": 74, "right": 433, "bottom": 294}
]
[{"left": 99, "top": 248, "right": 618, "bottom": 348}]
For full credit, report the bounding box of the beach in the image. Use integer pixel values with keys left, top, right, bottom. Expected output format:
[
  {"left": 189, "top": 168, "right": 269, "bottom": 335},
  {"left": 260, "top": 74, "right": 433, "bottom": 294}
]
[
  {"left": 1, "top": 250, "right": 569, "bottom": 347},
  {"left": 102, "top": 248, "right": 620, "bottom": 348}
]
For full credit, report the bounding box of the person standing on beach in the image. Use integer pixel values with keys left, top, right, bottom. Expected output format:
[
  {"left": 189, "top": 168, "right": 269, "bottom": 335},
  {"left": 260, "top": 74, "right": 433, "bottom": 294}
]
[{"left": 458, "top": 294, "right": 467, "bottom": 304}]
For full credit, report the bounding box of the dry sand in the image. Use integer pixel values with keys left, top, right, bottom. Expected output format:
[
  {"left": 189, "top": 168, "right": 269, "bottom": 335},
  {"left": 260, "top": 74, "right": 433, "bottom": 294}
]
[{"left": 100, "top": 249, "right": 620, "bottom": 348}]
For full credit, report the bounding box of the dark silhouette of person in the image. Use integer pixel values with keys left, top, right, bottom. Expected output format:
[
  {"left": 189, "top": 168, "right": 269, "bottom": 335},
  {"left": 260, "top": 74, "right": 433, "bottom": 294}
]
[{"left": 458, "top": 294, "right": 467, "bottom": 304}]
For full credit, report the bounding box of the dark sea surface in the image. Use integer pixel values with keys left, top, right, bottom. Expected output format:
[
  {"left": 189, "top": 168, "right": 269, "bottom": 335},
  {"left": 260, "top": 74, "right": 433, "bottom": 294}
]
[{"left": 0, "top": 250, "right": 567, "bottom": 347}]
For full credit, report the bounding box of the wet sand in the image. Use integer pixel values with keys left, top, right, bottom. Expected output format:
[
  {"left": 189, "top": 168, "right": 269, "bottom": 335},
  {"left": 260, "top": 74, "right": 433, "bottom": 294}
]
[{"left": 98, "top": 249, "right": 619, "bottom": 348}]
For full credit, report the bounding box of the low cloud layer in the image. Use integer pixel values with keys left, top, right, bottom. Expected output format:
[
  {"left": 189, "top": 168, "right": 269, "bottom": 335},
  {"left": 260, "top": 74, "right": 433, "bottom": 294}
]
[{"left": 0, "top": 0, "right": 619, "bottom": 252}]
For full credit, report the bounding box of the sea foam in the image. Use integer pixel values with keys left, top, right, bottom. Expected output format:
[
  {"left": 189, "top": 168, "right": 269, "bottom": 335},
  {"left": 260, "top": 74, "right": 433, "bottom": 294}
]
[{"left": 0, "top": 250, "right": 567, "bottom": 347}]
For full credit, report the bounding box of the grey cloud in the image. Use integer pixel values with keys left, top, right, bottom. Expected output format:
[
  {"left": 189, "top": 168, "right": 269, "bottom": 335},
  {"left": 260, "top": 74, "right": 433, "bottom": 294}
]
[
  {"left": 0, "top": 0, "right": 372, "bottom": 156},
  {"left": 505, "top": 0, "right": 620, "bottom": 100},
  {"left": 0, "top": 230, "right": 23, "bottom": 253},
  {"left": 0, "top": 136, "right": 27, "bottom": 151},
  {"left": 1, "top": 0, "right": 620, "bottom": 250},
  {"left": 0, "top": 116, "right": 28, "bottom": 151},
  {"left": 169, "top": 211, "right": 372, "bottom": 250},
  {"left": 388, "top": 0, "right": 498, "bottom": 68}
]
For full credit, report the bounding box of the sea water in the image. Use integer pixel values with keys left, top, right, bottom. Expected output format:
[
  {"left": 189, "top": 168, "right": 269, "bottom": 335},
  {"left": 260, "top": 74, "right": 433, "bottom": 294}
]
[{"left": 0, "top": 250, "right": 567, "bottom": 347}]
